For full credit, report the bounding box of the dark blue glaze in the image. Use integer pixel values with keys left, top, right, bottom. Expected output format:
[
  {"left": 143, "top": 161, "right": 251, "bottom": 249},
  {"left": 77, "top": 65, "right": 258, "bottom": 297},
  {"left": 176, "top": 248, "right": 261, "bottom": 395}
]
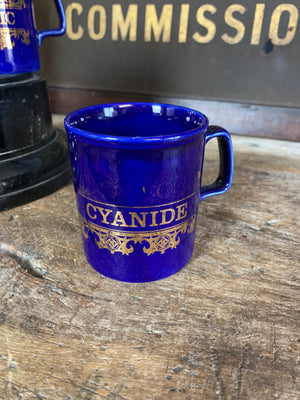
[
  {"left": 0, "top": 0, "right": 65, "bottom": 74},
  {"left": 64, "top": 103, "right": 234, "bottom": 282}
]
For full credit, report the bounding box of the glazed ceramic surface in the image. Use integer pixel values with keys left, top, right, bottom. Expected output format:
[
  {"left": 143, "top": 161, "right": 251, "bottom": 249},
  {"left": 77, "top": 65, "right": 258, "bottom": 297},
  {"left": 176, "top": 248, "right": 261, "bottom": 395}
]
[
  {"left": 64, "top": 103, "right": 233, "bottom": 282},
  {"left": 0, "top": 0, "right": 65, "bottom": 74}
]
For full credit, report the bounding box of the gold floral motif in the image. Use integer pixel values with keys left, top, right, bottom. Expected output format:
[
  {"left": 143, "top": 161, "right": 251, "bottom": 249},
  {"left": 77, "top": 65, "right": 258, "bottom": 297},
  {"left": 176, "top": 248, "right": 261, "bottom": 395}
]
[
  {"left": 1, "top": 0, "right": 26, "bottom": 10},
  {"left": 0, "top": 27, "right": 30, "bottom": 49},
  {"left": 80, "top": 215, "right": 196, "bottom": 256}
]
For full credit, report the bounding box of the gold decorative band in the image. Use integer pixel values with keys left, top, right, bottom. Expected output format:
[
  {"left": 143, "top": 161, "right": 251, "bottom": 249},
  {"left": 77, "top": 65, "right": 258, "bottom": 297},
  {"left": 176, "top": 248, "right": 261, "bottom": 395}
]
[
  {"left": 80, "top": 214, "right": 196, "bottom": 255},
  {"left": 0, "top": 27, "right": 30, "bottom": 49},
  {"left": 1, "top": 0, "right": 26, "bottom": 10}
]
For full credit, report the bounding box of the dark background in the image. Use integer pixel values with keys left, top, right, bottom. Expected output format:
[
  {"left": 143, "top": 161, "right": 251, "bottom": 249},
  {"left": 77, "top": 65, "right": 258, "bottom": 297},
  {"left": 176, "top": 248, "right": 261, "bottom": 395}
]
[{"left": 34, "top": 0, "right": 300, "bottom": 139}]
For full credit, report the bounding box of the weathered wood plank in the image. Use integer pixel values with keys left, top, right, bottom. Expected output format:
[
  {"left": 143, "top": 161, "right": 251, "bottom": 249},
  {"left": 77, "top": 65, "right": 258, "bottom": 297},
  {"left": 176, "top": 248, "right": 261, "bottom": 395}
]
[{"left": 0, "top": 131, "right": 299, "bottom": 400}]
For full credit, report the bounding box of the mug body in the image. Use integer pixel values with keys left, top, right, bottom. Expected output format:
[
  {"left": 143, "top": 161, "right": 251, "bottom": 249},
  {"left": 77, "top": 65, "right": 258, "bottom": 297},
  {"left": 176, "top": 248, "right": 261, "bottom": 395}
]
[
  {"left": 65, "top": 103, "right": 209, "bottom": 282},
  {"left": 0, "top": 0, "right": 40, "bottom": 73}
]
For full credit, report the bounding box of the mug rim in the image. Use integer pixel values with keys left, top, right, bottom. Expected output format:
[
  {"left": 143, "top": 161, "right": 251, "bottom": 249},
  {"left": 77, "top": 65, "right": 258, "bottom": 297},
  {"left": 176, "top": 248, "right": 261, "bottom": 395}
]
[{"left": 64, "top": 102, "right": 209, "bottom": 148}]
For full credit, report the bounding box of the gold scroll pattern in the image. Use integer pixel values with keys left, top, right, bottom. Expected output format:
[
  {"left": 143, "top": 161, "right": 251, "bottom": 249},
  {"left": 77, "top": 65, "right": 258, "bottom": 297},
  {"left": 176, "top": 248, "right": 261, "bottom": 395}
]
[
  {"left": 1, "top": 0, "right": 26, "bottom": 10},
  {"left": 80, "top": 214, "right": 196, "bottom": 256},
  {"left": 0, "top": 27, "right": 29, "bottom": 49}
]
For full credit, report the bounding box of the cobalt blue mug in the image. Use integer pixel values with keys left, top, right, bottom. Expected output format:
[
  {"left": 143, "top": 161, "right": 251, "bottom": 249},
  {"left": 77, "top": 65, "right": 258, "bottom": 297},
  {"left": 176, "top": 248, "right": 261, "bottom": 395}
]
[
  {"left": 64, "top": 103, "right": 234, "bottom": 283},
  {"left": 0, "top": 0, "right": 66, "bottom": 74}
]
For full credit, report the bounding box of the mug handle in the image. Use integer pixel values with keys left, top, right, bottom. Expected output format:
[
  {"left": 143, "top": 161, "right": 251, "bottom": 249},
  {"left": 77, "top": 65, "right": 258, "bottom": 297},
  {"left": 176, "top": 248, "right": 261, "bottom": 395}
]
[
  {"left": 37, "top": 0, "right": 66, "bottom": 46},
  {"left": 200, "top": 125, "right": 234, "bottom": 201}
]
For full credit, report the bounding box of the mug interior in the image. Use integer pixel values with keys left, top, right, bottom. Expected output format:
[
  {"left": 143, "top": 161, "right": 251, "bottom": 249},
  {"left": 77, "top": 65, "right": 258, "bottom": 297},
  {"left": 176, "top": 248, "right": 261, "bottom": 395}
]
[{"left": 65, "top": 103, "right": 208, "bottom": 138}]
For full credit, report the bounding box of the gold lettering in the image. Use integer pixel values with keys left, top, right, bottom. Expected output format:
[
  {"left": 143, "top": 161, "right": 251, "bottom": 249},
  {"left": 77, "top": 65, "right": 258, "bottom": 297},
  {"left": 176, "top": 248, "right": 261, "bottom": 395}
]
[
  {"left": 192, "top": 4, "right": 217, "bottom": 44},
  {"left": 111, "top": 211, "right": 129, "bottom": 227},
  {"left": 0, "top": 11, "right": 15, "bottom": 25},
  {"left": 88, "top": 5, "right": 106, "bottom": 40},
  {"left": 222, "top": 4, "right": 246, "bottom": 45},
  {"left": 129, "top": 212, "right": 147, "bottom": 228},
  {"left": 269, "top": 4, "right": 298, "bottom": 46},
  {"left": 178, "top": 4, "right": 190, "bottom": 43},
  {"left": 251, "top": 4, "right": 265, "bottom": 45},
  {"left": 7, "top": 11, "right": 15, "bottom": 25},
  {"left": 86, "top": 201, "right": 191, "bottom": 229},
  {"left": 160, "top": 208, "right": 176, "bottom": 226},
  {"left": 144, "top": 4, "right": 173, "bottom": 42},
  {"left": 96, "top": 207, "right": 112, "bottom": 224},
  {"left": 150, "top": 211, "right": 159, "bottom": 227},
  {"left": 112, "top": 4, "right": 138, "bottom": 42},
  {"left": 176, "top": 202, "right": 187, "bottom": 221},
  {"left": 86, "top": 203, "right": 97, "bottom": 220},
  {"left": 66, "top": 2, "right": 84, "bottom": 40}
]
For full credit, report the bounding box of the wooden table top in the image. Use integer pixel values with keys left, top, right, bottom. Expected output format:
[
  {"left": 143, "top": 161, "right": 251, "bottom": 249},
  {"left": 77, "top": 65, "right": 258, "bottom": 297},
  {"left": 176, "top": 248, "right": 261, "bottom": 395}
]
[{"left": 0, "top": 124, "right": 299, "bottom": 400}]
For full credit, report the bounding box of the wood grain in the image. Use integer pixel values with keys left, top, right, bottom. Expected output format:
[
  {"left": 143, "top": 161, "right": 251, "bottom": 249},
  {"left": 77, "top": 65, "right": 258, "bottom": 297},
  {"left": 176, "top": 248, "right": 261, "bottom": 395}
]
[{"left": 0, "top": 128, "right": 299, "bottom": 400}]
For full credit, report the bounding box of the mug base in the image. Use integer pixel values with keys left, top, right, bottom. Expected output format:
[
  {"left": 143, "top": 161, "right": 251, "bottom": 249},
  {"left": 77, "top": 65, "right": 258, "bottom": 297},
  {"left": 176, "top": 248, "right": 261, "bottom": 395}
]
[
  {"left": 82, "top": 235, "right": 195, "bottom": 283},
  {"left": 87, "top": 256, "right": 190, "bottom": 283}
]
